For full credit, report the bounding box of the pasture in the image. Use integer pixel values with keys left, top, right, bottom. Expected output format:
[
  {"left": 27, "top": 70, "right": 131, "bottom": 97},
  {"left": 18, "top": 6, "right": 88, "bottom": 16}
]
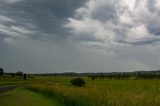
[{"left": 1, "top": 75, "right": 160, "bottom": 106}]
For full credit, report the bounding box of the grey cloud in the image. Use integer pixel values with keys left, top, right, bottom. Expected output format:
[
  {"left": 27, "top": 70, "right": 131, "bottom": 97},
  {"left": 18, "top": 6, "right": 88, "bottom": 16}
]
[
  {"left": 0, "top": 0, "right": 87, "bottom": 40},
  {"left": 146, "top": 0, "right": 158, "bottom": 12},
  {"left": 90, "top": 0, "right": 119, "bottom": 23},
  {"left": 71, "top": 33, "right": 104, "bottom": 43},
  {"left": 117, "top": 37, "right": 160, "bottom": 46},
  {"left": 67, "top": 0, "right": 160, "bottom": 47},
  {"left": 1, "top": 0, "right": 160, "bottom": 73},
  {"left": 147, "top": 20, "right": 160, "bottom": 36}
]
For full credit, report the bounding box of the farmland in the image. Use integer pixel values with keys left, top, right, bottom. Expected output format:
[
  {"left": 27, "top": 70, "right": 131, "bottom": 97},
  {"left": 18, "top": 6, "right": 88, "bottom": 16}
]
[{"left": 1, "top": 75, "right": 160, "bottom": 106}]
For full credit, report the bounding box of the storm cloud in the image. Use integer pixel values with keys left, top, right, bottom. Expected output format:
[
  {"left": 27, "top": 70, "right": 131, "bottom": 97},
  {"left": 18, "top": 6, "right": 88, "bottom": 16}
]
[
  {"left": 1, "top": 0, "right": 160, "bottom": 73},
  {"left": 67, "top": 0, "right": 160, "bottom": 47}
]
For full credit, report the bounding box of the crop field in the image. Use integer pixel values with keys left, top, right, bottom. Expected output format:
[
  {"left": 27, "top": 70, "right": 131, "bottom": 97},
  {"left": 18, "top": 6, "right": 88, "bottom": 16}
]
[{"left": 1, "top": 76, "right": 160, "bottom": 106}]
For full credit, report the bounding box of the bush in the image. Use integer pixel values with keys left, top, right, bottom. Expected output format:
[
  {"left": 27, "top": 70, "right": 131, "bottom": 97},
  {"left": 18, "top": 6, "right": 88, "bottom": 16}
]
[
  {"left": 0, "top": 68, "right": 4, "bottom": 76},
  {"left": 11, "top": 73, "right": 15, "bottom": 78},
  {"left": 70, "top": 78, "right": 85, "bottom": 87},
  {"left": 15, "top": 71, "right": 23, "bottom": 77},
  {"left": 23, "top": 74, "right": 27, "bottom": 80}
]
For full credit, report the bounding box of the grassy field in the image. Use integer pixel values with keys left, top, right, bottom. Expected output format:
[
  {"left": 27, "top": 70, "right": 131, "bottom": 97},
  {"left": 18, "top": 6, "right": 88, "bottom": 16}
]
[
  {"left": 26, "top": 76, "right": 160, "bottom": 106},
  {"left": 0, "top": 87, "right": 61, "bottom": 106},
  {"left": 0, "top": 75, "right": 26, "bottom": 86},
  {"left": 1, "top": 76, "right": 160, "bottom": 106}
]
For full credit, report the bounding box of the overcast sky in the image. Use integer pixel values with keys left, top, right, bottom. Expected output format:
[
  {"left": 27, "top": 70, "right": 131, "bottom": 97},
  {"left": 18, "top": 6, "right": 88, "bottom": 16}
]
[{"left": 1, "top": 0, "right": 160, "bottom": 73}]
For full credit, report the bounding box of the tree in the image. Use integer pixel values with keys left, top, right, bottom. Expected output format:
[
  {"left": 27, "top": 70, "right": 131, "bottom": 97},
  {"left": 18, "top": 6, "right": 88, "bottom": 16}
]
[
  {"left": 11, "top": 73, "right": 15, "bottom": 78},
  {"left": 0, "top": 68, "right": 4, "bottom": 76},
  {"left": 15, "top": 71, "right": 23, "bottom": 77},
  {"left": 70, "top": 78, "right": 85, "bottom": 87},
  {"left": 23, "top": 74, "right": 27, "bottom": 80}
]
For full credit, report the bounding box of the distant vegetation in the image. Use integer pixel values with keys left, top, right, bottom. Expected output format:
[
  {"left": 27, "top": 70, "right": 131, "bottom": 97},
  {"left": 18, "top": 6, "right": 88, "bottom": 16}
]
[
  {"left": 0, "top": 68, "right": 34, "bottom": 80},
  {"left": 0, "top": 68, "right": 34, "bottom": 86},
  {"left": 33, "top": 70, "right": 160, "bottom": 80}
]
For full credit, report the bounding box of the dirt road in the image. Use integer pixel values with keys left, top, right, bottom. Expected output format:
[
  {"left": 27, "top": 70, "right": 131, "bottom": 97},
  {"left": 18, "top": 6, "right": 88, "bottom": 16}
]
[{"left": 0, "top": 85, "right": 17, "bottom": 94}]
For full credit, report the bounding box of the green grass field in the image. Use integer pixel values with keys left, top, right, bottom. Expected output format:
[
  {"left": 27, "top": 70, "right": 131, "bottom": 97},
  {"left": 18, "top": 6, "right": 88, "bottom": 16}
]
[
  {"left": 0, "top": 75, "right": 25, "bottom": 86},
  {"left": 0, "top": 87, "right": 61, "bottom": 106},
  {"left": 26, "top": 76, "right": 160, "bottom": 106},
  {"left": 1, "top": 76, "right": 160, "bottom": 106}
]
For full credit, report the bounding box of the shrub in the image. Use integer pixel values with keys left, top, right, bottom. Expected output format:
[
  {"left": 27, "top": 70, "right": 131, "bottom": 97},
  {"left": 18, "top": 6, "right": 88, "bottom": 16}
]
[
  {"left": 23, "top": 74, "right": 27, "bottom": 80},
  {"left": 11, "top": 73, "right": 15, "bottom": 78},
  {"left": 70, "top": 78, "right": 85, "bottom": 87},
  {"left": 15, "top": 71, "right": 23, "bottom": 77},
  {"left": 0, "top": 68, "right": 4, "bottom": 76}
]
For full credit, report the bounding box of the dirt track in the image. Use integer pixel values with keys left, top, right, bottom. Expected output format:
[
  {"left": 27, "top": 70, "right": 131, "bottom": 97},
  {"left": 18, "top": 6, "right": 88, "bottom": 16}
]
[{"left": 0, "top": 85, "right": 17, "bottom": 94}]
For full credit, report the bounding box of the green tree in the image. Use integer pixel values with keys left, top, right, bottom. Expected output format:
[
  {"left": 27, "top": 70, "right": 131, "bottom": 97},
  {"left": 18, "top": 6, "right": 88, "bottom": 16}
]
[
  {"left": 11, "top": 73, "right": 15, "bottom": 78},
  {"left": 70, "top": 78, "right": 85, "bottom": 87},
  {"left": 23, "top": 74, "right": 27, "bottom": 80},
  {"left": 15, "top": 71, "right": 23, "bottom": 77},
  {"left": 0, "top": 68, "right": 4, "bottom": 76}
]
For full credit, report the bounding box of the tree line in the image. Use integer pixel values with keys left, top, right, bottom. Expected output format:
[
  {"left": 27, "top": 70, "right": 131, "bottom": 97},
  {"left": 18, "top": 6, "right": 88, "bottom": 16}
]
[
  {"left": 89, "top": 72, "right": 160, "bottom": 80},
  {"left": 0, "top": 67, "right": 34, "bottom": 80}
]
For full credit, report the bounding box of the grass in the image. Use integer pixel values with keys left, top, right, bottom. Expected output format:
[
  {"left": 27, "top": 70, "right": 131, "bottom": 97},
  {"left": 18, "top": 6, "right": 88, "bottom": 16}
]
[
  {"left": 1, "top": 76, "right": 160, "bottom": 106},
  {"left": 26, "top": 77, "right": 160, "bottom": 106},
  {"left": 0, "top": 87, "right": 61, "bottom": 106},
  {"left": 0, "top": 75, "right": 25, "bottom": 86}
]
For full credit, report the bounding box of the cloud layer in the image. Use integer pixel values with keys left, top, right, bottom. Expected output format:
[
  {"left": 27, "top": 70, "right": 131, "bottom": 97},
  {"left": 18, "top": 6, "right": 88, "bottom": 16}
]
[
  {"left": 67, "top": 0, "right": 160, "bottom": 48},
  {"left": 1, "top": 0, "right": 160, "bottom": 73}
]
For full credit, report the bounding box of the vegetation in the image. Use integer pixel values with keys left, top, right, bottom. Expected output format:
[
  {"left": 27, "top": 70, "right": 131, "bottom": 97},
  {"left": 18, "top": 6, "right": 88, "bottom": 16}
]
[
  {"left": 23, "top": 74, "right": 27, "bottom": 80},
  {"left": 2, "top": 69, "right": 160, "bottom": 106},
  {"left": 70, "top": 78, "right": 85, "bottom": 87},
  {"left": 25, "top": 76, "right": 160, "bottom": 106},
  {"left": 0, "top": 68, "right": 4, "bottom": 76},
  {"left": 0, "top": 87, "right": 61, "bottom": 106},
  {"left": 15, "top": 71, "right": 23, "bottom": 77}
]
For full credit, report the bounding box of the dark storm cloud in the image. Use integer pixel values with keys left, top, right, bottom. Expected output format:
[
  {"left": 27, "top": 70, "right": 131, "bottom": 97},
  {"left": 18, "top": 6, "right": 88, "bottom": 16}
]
[
  {"left": 90, "top": 0, "right": 119, "bottom": 23},
  {"left": 1, "top": 0, "right": 160, "bottom": 73},
  {"left": 0, "top": 0, "right": 87, "bottom": 40}
]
